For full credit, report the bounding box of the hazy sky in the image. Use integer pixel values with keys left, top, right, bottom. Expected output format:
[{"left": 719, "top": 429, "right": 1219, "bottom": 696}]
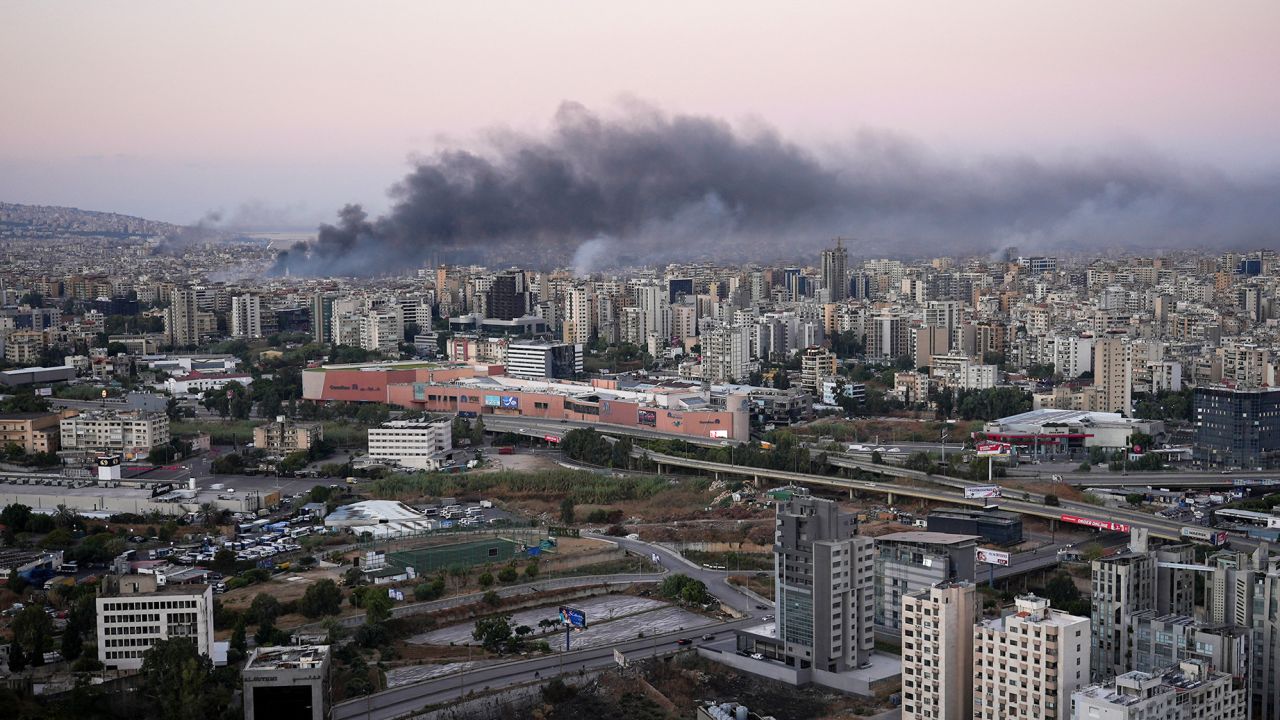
[{"left": 3, "top": 1, "right": 1279, "bottom": 226}]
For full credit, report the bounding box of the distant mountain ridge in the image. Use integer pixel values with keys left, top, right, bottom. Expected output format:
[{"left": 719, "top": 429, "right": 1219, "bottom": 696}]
[{"left": 0, "top": 201, "right": 183, "bottom": 238}]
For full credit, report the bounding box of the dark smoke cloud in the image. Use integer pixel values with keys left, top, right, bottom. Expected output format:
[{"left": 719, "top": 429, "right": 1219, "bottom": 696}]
[{"left": 272, "top": 102, "right": 1280, "bottom": 276}]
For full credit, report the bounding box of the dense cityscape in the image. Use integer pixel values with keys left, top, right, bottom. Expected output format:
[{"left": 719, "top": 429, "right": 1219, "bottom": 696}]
[
  {"left": 0, "top": 208, "right": 1276, "bottom": 720},
  {"left": 5, "top": 3, "right": 1280, "bottom": 720}
]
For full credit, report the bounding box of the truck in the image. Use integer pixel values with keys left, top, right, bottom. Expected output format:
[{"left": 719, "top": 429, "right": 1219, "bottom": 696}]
[
  {"left": 496, "top": 446, "right": 515, "bottom": 455},
  {"left": 479, "top": 500, "right": 493, "bottom": 509},
  {"left": 1180, "top": 526, "right": 1229, "bottom": 546}
]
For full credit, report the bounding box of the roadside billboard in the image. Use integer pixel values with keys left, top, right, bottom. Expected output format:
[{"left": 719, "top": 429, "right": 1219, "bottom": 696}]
[
  {"left": 1060, "top": 514, "right": 1131, "bottom": 533},
  {"left": 975, "top": 442, "right": 1011, "bottom": 457},
  {"left": 637, "top": 409, "right": 657, "bottom": 426},
  {"left": 964, "top": 485, "right": 1002, "bottom": 499},
  {"left": 709, "top": 429, "right": 729, "bottom": 439},
  {"left": 543, "top": 435, "right": 560, "bottom": 444},
  {"left": 559, "top": 605, "right": 588, "bottom": 629},
  {"left": 975, "top": 548, "right": 1010, "bottom": 566}
]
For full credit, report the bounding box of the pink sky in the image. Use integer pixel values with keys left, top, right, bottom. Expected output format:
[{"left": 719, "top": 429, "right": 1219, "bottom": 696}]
[{"left": 2, "top": 0, "right": 1278, "bottom": 224}]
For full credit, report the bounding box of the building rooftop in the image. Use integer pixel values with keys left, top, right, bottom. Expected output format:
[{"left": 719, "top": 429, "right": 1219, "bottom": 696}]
[
  {"left": 324, "top": 500, "right": 423, "bottom": 525},
  {"left": 876, "top": 531, "right": 981, "bottom": 546},
  {"left": 245, "top": 644, "right": 330, "bottom": 671}
]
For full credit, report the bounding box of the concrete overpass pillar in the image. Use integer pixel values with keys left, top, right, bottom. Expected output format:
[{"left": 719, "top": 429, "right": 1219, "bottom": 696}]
[
  {"left": 849, "top": 488, "right": 854, "bottom": 500},
  {"left": 887, "top": 492, "right": 895, "bottom": 506}
]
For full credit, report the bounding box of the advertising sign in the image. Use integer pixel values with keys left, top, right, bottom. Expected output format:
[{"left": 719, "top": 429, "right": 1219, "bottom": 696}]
[
  {"left": 500, "top": 395, "right": 519, "bottom": 408},
  {"left": 484, "top": 395, "right": 501, "bottom": 407},
  {"left": 975, "top": 441, "right": 1011, "bottom": 457},
  {"left": 543, "top": 435, "right": 561, "bottom": 444},
  {"left": 709, "top": 429, "right": 729, "bottom": 439},
  {"left": 975, "top": 548, "right": 1010, "bottom": 566},
  {"left": 637, "top": 409, "right": 657, "bottom": 427},
  {"left": 558, "top": 605, "right": 588, "bottom": 629},
  {"left": 964, "top": 485, "right": 1002, "bottom": 499},
  {"left": 1060, "top": 514, "right": 1131, "bottom": 533},
  {"left": 613, "top": 648, "right": 627, "bottom": 667}
]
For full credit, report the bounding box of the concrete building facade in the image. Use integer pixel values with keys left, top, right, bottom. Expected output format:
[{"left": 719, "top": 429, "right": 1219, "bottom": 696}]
[{"left": 900, "top": 581, "right": 976, "bottom": 720}]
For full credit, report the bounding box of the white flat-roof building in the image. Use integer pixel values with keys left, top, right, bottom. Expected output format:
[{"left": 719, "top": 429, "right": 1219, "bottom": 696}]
[
  {"left": 1071, "top": 660, "right": 1246, "bottom": 720},
  {"left": 366, "top": 418, "right": 452, "bottom": 470},
  {"left": 60, "top": 409, "right": 169, "bottom": 457},
  {"left": 95, "top": 574, "right": 215, "bottom": 671},
  {"left": 974, "top": 594, "right": 1089, "bottom": 720}
]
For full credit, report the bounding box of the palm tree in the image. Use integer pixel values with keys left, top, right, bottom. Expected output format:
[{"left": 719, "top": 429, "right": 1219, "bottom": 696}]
[{"left": 197, "top": 502, "right": 220, "bottom": 528}]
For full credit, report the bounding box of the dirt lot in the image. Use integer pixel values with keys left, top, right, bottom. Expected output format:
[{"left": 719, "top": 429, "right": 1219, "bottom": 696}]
[{"left": 535, "top": 654, "right": 893, "bottom": 720}]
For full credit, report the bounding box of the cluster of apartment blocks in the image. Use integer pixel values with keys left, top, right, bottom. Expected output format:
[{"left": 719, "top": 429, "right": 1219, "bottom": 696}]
[{"left": 895, "top": 527, "right": 1280, "bottom": 719}]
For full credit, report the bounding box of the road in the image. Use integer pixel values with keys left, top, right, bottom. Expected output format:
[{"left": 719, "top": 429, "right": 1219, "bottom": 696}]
[
  {"left": 634, "top": 448, "right": 1263, "bottom": 553},
  {"left": 332, "top": 533, "right": 771, "bottom": 720},
  {"left": 332, "top": 616, "right": 760, "bottom": 720}
]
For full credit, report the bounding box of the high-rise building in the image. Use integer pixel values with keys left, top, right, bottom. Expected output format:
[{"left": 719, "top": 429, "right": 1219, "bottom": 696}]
[
  {"left": 901, "top": 581, "right": 977, "bottom": 720},
  {"left": 358, "top": 307, "right": 403, "bottom": 355},
  {"left": 505, "top": 341, "right": 583, "bottom": 379},
  {"left": 562, "top": 284, "right": 593, "bottom": 345},
  {"left": 635, "top": 283, "right": 670, "bottom": 342},
  {"left": 1193, "top": 386, "right": 1280, "bottom": 469},
  {"left": 485, "top": 270, "right": 530, "bottom": 320},
  {"left": 311, "top": 293, "right": 334, "bottom": 344},
  {"left": 821, "top": 239, "right": 849, "bottom": 302},
  {"left": 1250, "top": 551, "right": 1280, "bottom": 718},
  {"left": 1089, "top": 337, "right": 1132, "bottom": 415},
  {"left": 1090, "top": 530, "right": 1195, "bottom": 681},
  {"left": 1071, "top": 660, "right": 1247, "bottom": 720},
  {"left": 774, "top": 490, "right": 875, "bottom": 673},
  {"left": 702, "top": 325, "right": 753, "bottom": 384},
  {"left": 230, "top": 293, "right": 263, "bottom": 338},
  {"left": 165, "top": 287, "right": 198, "bottom": 347},
  {"left": 799, "top": 346, "right": 836, "bottom": 396},
  {"left": 973, "top": 594, "right": 1090, "bottom": 720},
  {"left": 873, "top": 531, "right": 978, "bottom": 632}
]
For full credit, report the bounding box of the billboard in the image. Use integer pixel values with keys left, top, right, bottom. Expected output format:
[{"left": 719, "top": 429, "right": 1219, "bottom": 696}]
[
  {"left": 975, "top": 548, "right": 1010, "bottom": 566},
  {"left": 709, "top": 429, "right": 729, "bottom": 439},
  {"left": 500, "top": 395, "right": 519, "bottom": 408},
  {"left": 484, "top": 395, "right": 501, "bottom": 407},
  {"left": 964, "top": 485, "right": 1002, "bottom": 499},
  {"left": 638, "top": 409, "right": 657, "bottom": 427},
  {"left": 559, "top": 605, "right": 587, "bottom": 629},
  {"left": 543, "top": 435, "right": 561, "bottom": 444},
  {"left": 1060, "top": 514, "right": 1131, "bottom": 533},
  {"left": 975, "top": 441, "right": 1011, "bottom": 457}
]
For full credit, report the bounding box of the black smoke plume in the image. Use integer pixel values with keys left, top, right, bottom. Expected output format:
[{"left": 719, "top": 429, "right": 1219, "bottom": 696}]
[{"left": 272, "top": 102, "right": 1280, "bottom": 276}]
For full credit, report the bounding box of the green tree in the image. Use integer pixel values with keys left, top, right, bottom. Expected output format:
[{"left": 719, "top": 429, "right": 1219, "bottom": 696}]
[
  {"left": 298, "top": 579, "right": 343, "bottom": 618},
  {"left": 497, "top": 566, "right": 518, "bottom": 583},
  {"left": 472, "top": 614, "right": 514, "bottom": 652},
  {"left": 1125, "top": 493, "right": 1146, "bottom": 506},
  {"left": 7, "top": 639, "right": 26, "bottom": 672},
  {"left": 414, "top": 576, "right": 446, "bottom": 602},
  {"left": 364, "top": 588, "right": 393, "bottom": 624},
  {"left": 249, "top": 592, "right": 282, "bottom": 626},
  {"left": 559, "top": 497, "right": 576, "bottom": 524},
  {"left": 524, "top": 562, "right": 539, "bottom": 579},
  {"left": 13, "top": 604, "right": 53, "bottom": 663},
  {"left": 140, "top": 638, "right": 214, "bottom": 720},
  {"left": 1, "top": 503, "right": 34, "bottom": 532},
  {"left": 478, "top": 572, "right": 494, "bottom": 588}
]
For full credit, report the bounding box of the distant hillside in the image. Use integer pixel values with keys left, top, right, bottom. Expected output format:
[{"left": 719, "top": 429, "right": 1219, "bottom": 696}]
[{"left": 0, "top": 201, "right": 184, "bottom": 238}]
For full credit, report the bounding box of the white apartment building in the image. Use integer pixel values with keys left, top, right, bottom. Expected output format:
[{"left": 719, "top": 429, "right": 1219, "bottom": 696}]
[
  {"left": 505, "top": 341, "right": 583, "bottom": 380},
  {"left": 230, "top": 293, "right": 263, "bottom": 338},
  {"left": 96, "top": 574, "right": 215, "bottom": 671},
  {"left": 973, "top": 594, "right": 1090, "bottom": 720},
  {"left": 60, "top": 410, "right": 169, "bottom": 456},
  {"left": 961, "top": 362, "right": 998, "bottom": 390},
  {"left": 366, "top": 419, "right": 452, "bottom": 470},
  {"left": 901, "top": 581, "right": 977, "bottom": 720},
  {"left": 1071, "top": 660, "right": 1246, "bottom": 720},
  {"left": 359, "top": 307, "right": 404, "bottom": 355},
  {"left": 702, "top": 325, "right": 753, "bottom": 384}
]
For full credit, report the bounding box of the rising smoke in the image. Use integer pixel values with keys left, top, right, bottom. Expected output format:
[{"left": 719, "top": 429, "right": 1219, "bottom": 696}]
[{"left": 271, "top": 102, "right": 1280, "bottom": 276}]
